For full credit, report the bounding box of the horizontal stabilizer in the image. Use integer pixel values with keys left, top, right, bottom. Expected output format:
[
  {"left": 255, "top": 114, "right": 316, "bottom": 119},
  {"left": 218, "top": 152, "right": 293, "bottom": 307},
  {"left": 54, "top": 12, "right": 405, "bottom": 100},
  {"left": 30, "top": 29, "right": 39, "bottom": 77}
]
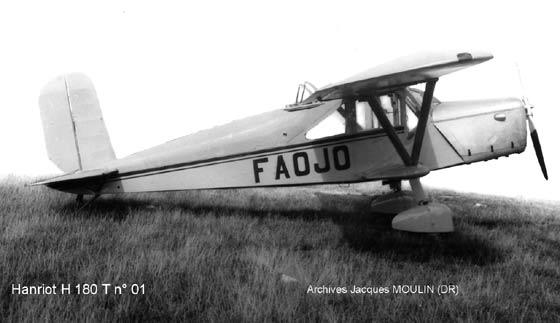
[{"left": 31, "top": 169, "right": 118, "bottom": 194}]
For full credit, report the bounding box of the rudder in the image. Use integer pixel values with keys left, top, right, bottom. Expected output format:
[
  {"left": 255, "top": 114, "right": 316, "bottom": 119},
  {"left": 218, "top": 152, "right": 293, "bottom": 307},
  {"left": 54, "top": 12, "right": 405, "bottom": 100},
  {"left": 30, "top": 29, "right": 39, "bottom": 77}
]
[{"left": 39, "top": 73, "right": 116, "bottom": 172}]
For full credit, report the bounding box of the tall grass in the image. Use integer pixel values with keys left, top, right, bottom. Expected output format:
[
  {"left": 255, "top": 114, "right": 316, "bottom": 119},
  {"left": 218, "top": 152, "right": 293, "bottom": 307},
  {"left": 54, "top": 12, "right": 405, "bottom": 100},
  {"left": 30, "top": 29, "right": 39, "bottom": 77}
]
[{"left": 1, "top": 175, "right": 559, "bottom": 321}]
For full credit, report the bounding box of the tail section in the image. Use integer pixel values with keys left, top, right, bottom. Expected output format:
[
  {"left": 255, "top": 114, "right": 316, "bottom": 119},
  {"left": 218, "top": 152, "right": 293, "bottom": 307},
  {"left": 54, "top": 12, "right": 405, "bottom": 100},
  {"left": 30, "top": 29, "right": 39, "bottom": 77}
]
[{"left": 39, "top": 73, "right": 116, "bottom": 172}]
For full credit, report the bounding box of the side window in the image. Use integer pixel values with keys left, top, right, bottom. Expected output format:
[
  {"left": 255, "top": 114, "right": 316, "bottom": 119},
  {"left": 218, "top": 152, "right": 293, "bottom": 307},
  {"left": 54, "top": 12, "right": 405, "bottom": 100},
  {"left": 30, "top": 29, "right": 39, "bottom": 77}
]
[
  {"left": 376, "top": 94, "right": 402, "bottom": 127},
  {"left": 305, "top": 92, "right": 407, "bottom": 140},
  {"left": 305, "top": 110, "right": 346, "bottom": 140},
  {"left": 356, "top": 101, "right": 377, "bottom": 130},
  {"left": 406, "top": 105, "right": 418, "bottom": 131}
]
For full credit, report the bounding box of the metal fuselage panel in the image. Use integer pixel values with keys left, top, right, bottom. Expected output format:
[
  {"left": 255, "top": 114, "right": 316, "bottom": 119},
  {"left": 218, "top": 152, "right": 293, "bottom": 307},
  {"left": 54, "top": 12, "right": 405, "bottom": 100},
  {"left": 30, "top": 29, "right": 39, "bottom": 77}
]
[{"left": 432, "top": 98, "right": 527, "bottom": 164}]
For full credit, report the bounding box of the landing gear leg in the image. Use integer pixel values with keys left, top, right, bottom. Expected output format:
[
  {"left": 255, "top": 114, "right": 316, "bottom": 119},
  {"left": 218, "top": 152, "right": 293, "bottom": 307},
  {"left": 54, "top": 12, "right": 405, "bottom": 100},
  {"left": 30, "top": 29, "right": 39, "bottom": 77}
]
[
  {"left": 391, "top": 178, "right": 454, "bottom": 233},
  {"left": 409, "top": 178, "right": 428, "bottom": 205},
  {"left": 370, "top": 180, "right": 415, "bottom": 214},
  {"left": 76, "top": 194, "right": 84, "bottom": 204}
]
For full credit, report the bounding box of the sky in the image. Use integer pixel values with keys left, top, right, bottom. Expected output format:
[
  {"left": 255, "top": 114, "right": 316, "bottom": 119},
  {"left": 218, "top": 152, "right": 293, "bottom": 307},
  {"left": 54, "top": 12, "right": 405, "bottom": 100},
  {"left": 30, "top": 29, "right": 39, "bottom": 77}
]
[{"left": 1, "top": 1, "right": 558, "bottom": 201}]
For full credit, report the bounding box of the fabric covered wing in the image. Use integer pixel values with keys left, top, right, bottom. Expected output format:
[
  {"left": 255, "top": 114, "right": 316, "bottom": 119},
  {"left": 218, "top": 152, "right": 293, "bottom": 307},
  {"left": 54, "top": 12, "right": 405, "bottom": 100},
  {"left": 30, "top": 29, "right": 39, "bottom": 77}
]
[{"left": 306, "top": 51, "right": 493, "bottom": 101}]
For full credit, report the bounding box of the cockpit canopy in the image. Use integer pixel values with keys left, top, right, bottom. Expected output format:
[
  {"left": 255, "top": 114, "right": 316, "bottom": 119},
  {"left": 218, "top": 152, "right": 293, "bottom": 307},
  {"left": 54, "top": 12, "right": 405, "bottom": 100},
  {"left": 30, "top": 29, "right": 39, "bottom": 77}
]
[{"left": 289, "top": 84, "right": 440, "bottom": 141}]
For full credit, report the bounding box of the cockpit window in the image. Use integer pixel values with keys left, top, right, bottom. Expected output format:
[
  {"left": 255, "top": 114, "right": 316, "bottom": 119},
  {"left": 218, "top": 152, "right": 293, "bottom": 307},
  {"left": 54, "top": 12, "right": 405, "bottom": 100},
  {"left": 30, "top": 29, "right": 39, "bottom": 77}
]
[
  {"left": 306, "top": 93, "right": 401, "bottom": 140},
  {"left": 305, "top": 87, "right": 439, "bottom": 140},
  {"left": 305, "top": 111, "right": 346, "bottom": 140}
]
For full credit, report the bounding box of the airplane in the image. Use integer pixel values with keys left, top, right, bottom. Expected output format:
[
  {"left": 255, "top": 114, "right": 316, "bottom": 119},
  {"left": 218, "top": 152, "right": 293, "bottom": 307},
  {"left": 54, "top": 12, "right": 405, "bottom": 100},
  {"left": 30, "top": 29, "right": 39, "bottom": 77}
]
[{"left": 33, "top": 50, "right": 548, "bottom": 233}]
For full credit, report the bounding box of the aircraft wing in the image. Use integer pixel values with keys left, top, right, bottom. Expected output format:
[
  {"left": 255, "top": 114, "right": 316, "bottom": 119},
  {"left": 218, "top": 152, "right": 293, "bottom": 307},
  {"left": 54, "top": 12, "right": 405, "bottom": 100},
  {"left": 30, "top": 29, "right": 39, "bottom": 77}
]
[
  {"left": 305, "top": 50, "right": 493, "bottom": 102},
  {"left": 31, "top": 168, "right": 118, "bottom": 194}
]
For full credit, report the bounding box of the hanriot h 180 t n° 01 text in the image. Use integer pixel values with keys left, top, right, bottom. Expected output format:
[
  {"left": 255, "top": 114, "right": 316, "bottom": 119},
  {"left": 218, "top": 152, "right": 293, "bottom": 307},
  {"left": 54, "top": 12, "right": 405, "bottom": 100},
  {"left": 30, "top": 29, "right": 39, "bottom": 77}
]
[{"left": 33, "top": 51, "right": 548, "bottom": 233}]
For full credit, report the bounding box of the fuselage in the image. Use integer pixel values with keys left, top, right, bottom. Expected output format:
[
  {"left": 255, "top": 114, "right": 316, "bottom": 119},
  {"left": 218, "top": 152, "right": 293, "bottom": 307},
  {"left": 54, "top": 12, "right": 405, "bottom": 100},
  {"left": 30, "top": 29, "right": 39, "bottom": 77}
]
[
  {"left": 38, "top": 52, "right": 539, "bottom": 200},
  {"left": 92, "top": 91, "right": 527, "bottom": 194}
]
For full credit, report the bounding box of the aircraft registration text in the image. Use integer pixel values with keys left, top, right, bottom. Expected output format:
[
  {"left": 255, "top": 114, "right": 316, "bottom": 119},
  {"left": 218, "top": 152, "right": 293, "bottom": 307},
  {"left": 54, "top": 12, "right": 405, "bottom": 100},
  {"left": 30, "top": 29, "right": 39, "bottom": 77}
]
[{"left": 252, "top": 145, "right": 350, "bottom": 183}]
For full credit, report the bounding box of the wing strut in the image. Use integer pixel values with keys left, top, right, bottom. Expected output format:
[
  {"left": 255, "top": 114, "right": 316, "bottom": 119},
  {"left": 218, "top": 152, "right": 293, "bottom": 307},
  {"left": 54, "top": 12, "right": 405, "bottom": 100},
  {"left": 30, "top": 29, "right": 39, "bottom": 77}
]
[
  {"left": 368, "top": 97, "right": 412, "bottom": 165},
  {"left": 367, "top": 78, "right": 438, "bottom": 167},
  {"left": 411, "top": 79, "right": 437, "bottom": 164}
]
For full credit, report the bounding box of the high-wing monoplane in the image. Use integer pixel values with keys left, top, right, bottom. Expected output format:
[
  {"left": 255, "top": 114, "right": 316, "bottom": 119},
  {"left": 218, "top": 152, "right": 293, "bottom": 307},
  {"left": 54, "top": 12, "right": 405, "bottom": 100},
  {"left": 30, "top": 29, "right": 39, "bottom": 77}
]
[{"left": 33, "top": 51, "right": 548, "bottom": 233}]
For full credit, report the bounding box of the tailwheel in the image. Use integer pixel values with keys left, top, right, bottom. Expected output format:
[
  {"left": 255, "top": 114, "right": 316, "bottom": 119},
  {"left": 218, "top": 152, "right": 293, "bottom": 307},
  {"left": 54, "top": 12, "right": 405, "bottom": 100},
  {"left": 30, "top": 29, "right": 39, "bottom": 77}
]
[
  {"left": 391, "top": 178, "right": 454, "bottom": 233},
  {"left": 76, "top": 194, "right": 101, "bottom": 210}
]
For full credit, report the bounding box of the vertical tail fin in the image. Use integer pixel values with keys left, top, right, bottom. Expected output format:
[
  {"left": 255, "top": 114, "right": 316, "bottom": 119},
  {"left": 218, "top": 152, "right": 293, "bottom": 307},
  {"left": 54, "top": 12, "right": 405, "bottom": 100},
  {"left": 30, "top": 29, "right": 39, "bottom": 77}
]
[{"left": 39, "top": 73, "right": 116, "bottom": 172}]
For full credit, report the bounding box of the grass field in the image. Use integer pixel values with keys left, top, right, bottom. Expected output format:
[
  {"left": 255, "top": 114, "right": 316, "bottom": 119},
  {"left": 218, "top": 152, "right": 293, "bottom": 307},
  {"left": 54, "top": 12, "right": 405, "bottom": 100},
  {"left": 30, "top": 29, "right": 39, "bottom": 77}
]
[{"left": 1, "top": 175, "right": 560, "bottom": 321}]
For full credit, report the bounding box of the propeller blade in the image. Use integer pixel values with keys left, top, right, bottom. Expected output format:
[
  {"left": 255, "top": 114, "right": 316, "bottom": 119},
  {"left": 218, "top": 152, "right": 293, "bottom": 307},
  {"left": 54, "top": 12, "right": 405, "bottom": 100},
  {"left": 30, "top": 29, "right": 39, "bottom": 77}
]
[
  {"left": 527, "top": 115, "right": 548, "bottom": 180},
  {"left": 516, "top": 63, "right": 548, "bottom": 179}
]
